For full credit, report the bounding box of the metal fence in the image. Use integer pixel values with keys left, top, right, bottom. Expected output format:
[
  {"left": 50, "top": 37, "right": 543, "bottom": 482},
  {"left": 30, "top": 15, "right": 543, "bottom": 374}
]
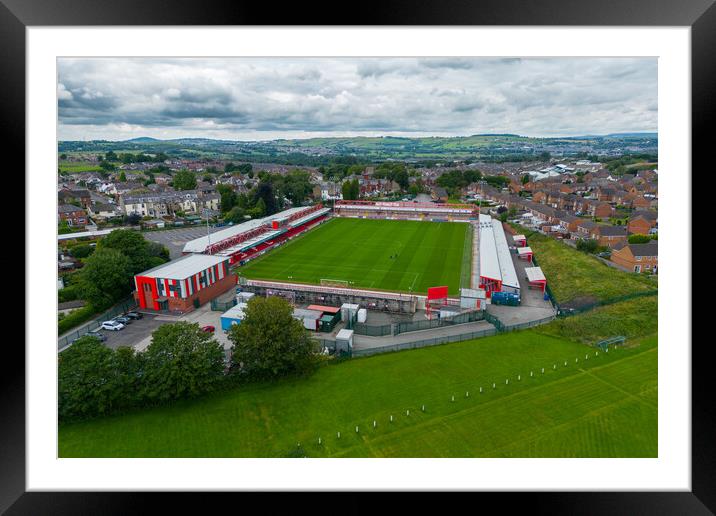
[
  {"left": 395, "top": 310, "right": 485, "bottom": 335},
  {"left": 353, "top": 322, "right": 392, "bottom": 336},
  {"left": 351, "top": 327, "right": 498, "bottom": 357},
  {"left": 211, "top": 298, "right": 237, "bottom": 312},
  {"left": 57, "top": 296, "right": 137, "bottom": 351},
  {"left": 556, "top": 290, "right": 657, "bottom": 318}
]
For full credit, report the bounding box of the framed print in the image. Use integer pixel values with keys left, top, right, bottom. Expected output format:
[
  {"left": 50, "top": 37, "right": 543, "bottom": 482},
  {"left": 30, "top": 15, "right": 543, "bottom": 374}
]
[{"left": 4, "top": 0, "right": 711, "bottom": 512}]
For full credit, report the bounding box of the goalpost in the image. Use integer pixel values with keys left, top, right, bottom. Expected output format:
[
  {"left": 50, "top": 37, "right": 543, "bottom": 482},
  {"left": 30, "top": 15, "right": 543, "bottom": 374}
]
[{"left": 320, "top": 278, "right": 350, "bottom": 288}]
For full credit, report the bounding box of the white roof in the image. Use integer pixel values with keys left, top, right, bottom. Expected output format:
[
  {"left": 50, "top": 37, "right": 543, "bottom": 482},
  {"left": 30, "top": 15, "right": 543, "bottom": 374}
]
[
  {"left": 517, "top": 246, "right": 533, "bottom": 255},
  {"left": 140, "top": 253, "right": 228, "bottom": 280},
  {"left": 513, "top": 234, "right": 526, "bottom": 241},
  {"left": 288, "top": 207, "right": 331, "bottom": 228},
  {"left": 525, "top": 266, "right": 546, "bottom": 283},
  {"left": 338, "top": 204, "right": 474, "bottom": 215},
  {"left": 182, "top": 206, "right": 315, "bottom": 253},
  {"left": 336, "top": 329, "right": 354, "bottom": 340},
  {"left": 221, "top": 303, "right": 247, "bottom": 320},
  {"left": 478, "top": 215, "right": 520, "bottom": 289}
]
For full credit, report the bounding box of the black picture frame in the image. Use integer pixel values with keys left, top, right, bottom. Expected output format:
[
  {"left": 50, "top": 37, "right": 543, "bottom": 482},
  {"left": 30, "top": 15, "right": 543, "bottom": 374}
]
[{"left": 4, "top": 0, "right": 708, "bottom": 512}]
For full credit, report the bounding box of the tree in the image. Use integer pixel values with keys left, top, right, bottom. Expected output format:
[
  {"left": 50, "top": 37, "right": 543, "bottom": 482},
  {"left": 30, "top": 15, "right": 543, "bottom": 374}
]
[
  {"left": 253, "top": 182, "right": 278, "bottom": 215},
  {"left": 173, "top": 169, "right": 197, "bottom": 190},
  {"left": 99, "top": 228, "right": 168, "bottom": 274},
  {"left": 69, "top": 243, "right": 94, "bottom": 259},
  {"left": 228, "top": 297, "right": 318, "bottom": 380},
  {"left": 100, "top": 160, "right": 116, "bottom": 172},
  {"left": 225, "top": 206, "right": 246, "bottom": 224},
  {"left": 118, "top": 171, "right": 127, "bottom": 182},
  {"left": 105, "top": 150, "right": 118, "bottom": 161},
  {"left": 58, "top": 336, "right": 122, "bottom": 420},
  {"left": 141, "top": 322, "right": 225, "bottom": 403},
  {"left": 342, "top": 178, "right": 360, "bottom": 200},
  {"left": 628, "top": 234, "right": 651, "bottom": 244},
  {"left": 576, "top": 238, "right": 599, "bottom": 254},
  {"left": 75, "top": 248, "right": 134, "bottom": 308},
  {"left": 521, "top": 174, "right": 530, "bottom": 185}
]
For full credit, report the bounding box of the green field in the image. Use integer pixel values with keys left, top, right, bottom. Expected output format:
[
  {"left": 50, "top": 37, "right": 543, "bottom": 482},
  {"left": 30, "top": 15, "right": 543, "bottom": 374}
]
[
  {"left": 239, "top": 218, "right": 470, "bottom": 295},
  {"left": 58, "top": 329, "right": 657, "bottom": 458}
]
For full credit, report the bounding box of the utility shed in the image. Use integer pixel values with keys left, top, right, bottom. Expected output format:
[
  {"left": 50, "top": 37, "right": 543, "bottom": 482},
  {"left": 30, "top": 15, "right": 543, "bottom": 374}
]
[
  {"left": 517, "top": 246, "right": 534, "bottom": 262},
  {"left": 525, "top": 266, "right": 547, "bottom": 292},
  {"left": 220, "top": 303, "right": 247, "bottom": 331},
  {"left": 335, "top": 328, "right": 354, "bottom": 354},
  {"left": 513, "top": 234, "right": 527, "bottom": 247}
]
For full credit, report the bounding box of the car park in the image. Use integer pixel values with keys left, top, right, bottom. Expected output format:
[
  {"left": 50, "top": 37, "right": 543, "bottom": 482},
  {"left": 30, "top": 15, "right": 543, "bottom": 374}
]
[
  {"left": 85, "top": 330, "right": 107, "bottom": 342},
  {"left": 101, "top": 320, "right": 125, "bottom": 331}
]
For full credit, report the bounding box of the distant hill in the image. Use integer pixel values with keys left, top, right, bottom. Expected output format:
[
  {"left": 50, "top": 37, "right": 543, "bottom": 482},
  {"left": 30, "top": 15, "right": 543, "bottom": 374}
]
[{"left": 58, "top": 132, "right": 658, "bottom": 163}]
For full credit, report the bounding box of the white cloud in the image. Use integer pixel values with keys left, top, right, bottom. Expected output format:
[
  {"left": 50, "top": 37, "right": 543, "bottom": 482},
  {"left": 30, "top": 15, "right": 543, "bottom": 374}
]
[{"left": 58, "top": 57, "right": 657, "bottom": 140}]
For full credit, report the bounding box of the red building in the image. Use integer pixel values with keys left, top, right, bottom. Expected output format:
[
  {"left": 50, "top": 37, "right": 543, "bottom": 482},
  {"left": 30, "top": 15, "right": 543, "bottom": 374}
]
[{"left": 133, "top": 254, "right": 236, "bottom": 313}]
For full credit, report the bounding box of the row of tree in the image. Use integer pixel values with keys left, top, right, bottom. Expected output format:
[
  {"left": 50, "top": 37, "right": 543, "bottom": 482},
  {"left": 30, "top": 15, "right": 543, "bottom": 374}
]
[{"left": 58, "top": 296, "right": 318, "bottom": 422}]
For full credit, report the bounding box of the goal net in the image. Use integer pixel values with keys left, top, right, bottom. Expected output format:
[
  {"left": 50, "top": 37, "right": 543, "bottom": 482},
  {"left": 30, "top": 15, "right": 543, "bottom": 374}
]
[{"left": 320, "top": 278, "right": 350, "bottom": 288}]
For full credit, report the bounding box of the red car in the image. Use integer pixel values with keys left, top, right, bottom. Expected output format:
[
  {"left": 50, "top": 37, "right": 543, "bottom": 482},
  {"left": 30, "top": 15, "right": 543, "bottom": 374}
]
[{"left": 201, "top": 325, "right": 215, "bottom": 333}]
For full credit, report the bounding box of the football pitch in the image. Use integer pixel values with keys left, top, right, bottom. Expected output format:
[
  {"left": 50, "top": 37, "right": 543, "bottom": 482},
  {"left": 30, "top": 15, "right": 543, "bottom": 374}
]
[{"left": 238, "top": 217, "right": 471, "bottom": 295}]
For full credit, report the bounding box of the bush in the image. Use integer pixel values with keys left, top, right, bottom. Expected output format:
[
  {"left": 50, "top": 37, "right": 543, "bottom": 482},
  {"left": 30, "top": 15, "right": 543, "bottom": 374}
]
[
  {"left": 58, "top": 285, "right": 79, "bottom": 303},
  {"left": 576, "top": 238, "right": 599, "bottom": 254},
  {"left": 58, "top": 304, "right": 97, "bottom": 334}
]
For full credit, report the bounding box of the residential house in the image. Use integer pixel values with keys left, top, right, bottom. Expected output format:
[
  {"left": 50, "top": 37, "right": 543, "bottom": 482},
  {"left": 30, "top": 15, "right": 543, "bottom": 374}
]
[
  {"left": 627, "top": 211, "right": 658, "bottom": 235},
  {"left": 610, "top": 241, "right": 658, "bottom": 274},
  {"left": 58, "top": 204, "right": 88, "bottom": 226},
  {"left": 58, "top": 188, "right": 91, "bottom": 209},
  {"left": 590, "top": 225, "right": 628, "bottom": 248}
]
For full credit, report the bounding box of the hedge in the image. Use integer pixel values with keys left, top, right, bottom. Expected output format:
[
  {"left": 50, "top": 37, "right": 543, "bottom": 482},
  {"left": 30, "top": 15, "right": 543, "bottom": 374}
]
[{"left": 58, "top": 305, "right": 97, "bottom": 334}]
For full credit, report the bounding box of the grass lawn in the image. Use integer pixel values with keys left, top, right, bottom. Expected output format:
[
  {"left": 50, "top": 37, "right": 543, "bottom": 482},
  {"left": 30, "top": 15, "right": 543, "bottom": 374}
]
[
  {"left": 58, "top": 161, "right": 104, "bottom": 173},
  {"left": 537, "top": 296, "right": 658, "bottom": 344},
  {"left": 239, "top": 217, "right": 470, "bottom": 296},
  {"left": 515, "top": 227, "right": 657, "bottom": 306},
  {"left": 59, "top": 329, "right": 657, "bottom": 458}
]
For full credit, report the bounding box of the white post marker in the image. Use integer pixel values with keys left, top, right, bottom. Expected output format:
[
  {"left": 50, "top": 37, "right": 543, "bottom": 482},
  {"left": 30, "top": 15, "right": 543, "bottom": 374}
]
[
  {"left": 505, "top": 379, "right": 509, "bottom": 385},
  {"left": 564, "top": 361, "right": 567, "bottom": 366},
  {"left": 492, "top": 383, "right": 496, "bottom": 389},
  {"left": 576, "top": 358, "right": 579, "bottom": 362},
  {"left": 373, "top": 420, "right": 377, "bottom": 429},
  {"left": 451, "top": 395, "right": 455, "bottom": 402},
  {"left": 596, "top": 351, "right": 599, "bottom": 356},
  {"left": 318, "top": 437, "right": 321, "bottom": 445},
  {"left": 406, "top": 410, "right": 410, "bottom": 416},
  {"left": 337, "top": 431, "right": 340, "bottom": 439},
  {"left": 466, "top": 391, "right": 469, "bottom": 398},
  {"left": 390, "top": 415, "right": 393, "bottom": 422},
  {"left": 480, "top": 387, "right": 483, "bottom": 393},
  {"left": 356, "top": 426, "right": 359, "bottom": 433},
  {"left": 518, "top": 375, "right": 521, "bottom": 381},
  {"left": 553, "top": 364, "right": 556, "bottom": 369},
  {"left": 530, "top": 371, "right": 533, "bottom": 377},
  {"left": 541, "top": 368, "right": 544, "bottom": 374},
  {"left": 422, "top": 405, "right": 425, "bottom": 412}
]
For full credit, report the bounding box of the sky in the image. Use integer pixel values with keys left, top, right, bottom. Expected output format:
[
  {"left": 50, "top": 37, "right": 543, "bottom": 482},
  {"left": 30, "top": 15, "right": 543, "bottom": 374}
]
[{"left": 57, "top": 57, "right": 657, "bottom": 141}]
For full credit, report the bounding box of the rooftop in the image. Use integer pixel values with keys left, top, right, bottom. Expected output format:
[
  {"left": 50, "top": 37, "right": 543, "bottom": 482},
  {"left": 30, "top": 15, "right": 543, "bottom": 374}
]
[{"left": 138, "top": 253, "right": 229, "bottom": 280}]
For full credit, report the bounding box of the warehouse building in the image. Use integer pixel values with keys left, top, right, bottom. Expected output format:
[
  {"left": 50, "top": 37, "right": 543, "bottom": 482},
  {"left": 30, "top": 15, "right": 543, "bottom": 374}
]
[
  {"left": 477, "top": 214, "right": 520, "bottom": 298},
  {"left": 133, "top": 253, "right": 236, "bottom": 313},
  {"left": 182, "top": 204, "right": 330, "bottom": 265}
]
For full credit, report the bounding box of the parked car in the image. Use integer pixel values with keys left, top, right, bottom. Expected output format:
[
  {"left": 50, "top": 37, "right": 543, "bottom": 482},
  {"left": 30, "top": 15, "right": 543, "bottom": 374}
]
[
  {"left": 85, "top": 330, "right": 107, "bottom": 342},
  {"left": 114, "top": 316, "right": 131, "bottom": 325},
  {"left": 101, "top": 320, "right": 125, "bottom": 331},
  {"left": 124, "top": 311, "right": 143, "bottom": 320},
  {"left": 201, "top": 325, "right": 215, "bottom": 333}
]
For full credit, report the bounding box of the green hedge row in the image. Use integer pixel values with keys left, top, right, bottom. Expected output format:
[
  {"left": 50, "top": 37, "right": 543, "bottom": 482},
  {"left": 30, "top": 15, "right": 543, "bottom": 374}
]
[
  {"left": 58, "top": 305, "right": 97, "bottom": 334},
  {"left": 58, "top": 285, "right": 79, "bottom": 303}
]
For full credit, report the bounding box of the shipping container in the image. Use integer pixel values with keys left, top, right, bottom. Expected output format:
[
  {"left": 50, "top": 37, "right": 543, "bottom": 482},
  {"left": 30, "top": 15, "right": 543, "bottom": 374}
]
[{"left": 491, "top": 291, "right": 521, "bottom": 306}]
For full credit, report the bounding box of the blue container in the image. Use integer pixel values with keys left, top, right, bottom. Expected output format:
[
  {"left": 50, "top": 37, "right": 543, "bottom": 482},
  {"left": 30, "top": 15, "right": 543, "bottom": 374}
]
[{"left": 492, "top": 291, "right": 521, "bottom": 306}]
